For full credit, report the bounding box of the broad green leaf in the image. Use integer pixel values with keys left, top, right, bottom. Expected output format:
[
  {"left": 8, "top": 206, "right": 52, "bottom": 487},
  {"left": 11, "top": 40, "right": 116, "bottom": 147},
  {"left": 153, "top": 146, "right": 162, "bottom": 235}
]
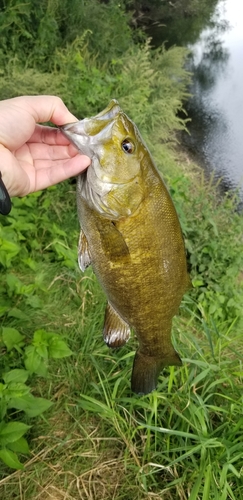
[
  {"left": 24, "top": 396, "right": 53, "bottom": 418},
  {"left": 33, "top": 361, "right": 48, "bottom": 378},
  {"left": 48, "top": 338, "right": 73, "bottom": 358},
  {"left": 0, "top": 422, "right": 30, "bottom": 446},
  {"left": 22, "top": 257, "right": 37, "bottom": 270},
  {"left": 0, "top": 383, "right": 6, "bottom": 394},
  {"left": 3, "top": 369, "right": 29, "bottom": 385},
  {"left": 6, "top": 273, "right": 23, "bottom": 295},
  {"left": 2, "top": 327, "right": 24, "bottom": 351},
  {"left": 0, "top": 305, "right": 10, "bottom": 317},
  {"left": 6, "top": 382, "right": 30, "bottom": 399},
  {"left": 0, "top": 448, "right": 24, "bottom": 470},
  {"left": 8, "top": 394, "right": 53, "bottom": 417},
  {"left": 33, "top": 329, "right": 49, "bottom": 345},
  {"left": 26, "top": 295, "right": 43, "bottom": 309},
  {"left": 24, "top": 345, "right": 42, "bottom": 374},
  {"left": 0, "top": 401, "right": 7, "bottom": 421},
  {"left": 192, "top": 278, "right": 204, "bottom": 287},
  {"left": 7, "top": 308, "right": 29, "bottom": 320},
  {"left": 7, "top": 437, "right": 30, "bottom": 454},
  {"left": 36, "top": 344, "right": 49, "bottom": 359},
  {"left": 32, "top": 331, "right": 49, "bottom": 358},
  {"left": 0, "top": 241, "right": 20, "bottom": 267}
]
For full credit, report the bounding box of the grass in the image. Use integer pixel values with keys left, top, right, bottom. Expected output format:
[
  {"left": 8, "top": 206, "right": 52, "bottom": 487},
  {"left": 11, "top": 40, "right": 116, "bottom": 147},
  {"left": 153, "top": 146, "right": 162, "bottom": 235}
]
[
  {"left": 0, "top": 165, "right": 243, "bottom": 499},
  {"left": 1, "top": 290, "right": 243, "bottom": 498}
]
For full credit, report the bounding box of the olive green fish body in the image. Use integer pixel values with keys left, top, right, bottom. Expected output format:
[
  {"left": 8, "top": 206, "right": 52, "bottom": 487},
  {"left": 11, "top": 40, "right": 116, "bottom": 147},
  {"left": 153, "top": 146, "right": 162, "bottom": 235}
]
[{"left": 61, "top": 100, "right": 189, "bottom": 395}]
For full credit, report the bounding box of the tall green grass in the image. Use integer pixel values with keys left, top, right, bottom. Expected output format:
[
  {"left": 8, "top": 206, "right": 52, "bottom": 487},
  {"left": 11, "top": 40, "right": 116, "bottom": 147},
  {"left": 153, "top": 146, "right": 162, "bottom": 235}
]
[{"left": 0, "top": 171, "right": 243, "bottom": 499}]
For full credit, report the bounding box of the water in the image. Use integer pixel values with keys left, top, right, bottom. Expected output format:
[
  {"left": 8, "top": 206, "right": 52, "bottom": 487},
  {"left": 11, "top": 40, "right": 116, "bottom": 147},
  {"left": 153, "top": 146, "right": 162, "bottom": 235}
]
[{"left": 183, "top": 0, "right": 243, "bottom": 198}]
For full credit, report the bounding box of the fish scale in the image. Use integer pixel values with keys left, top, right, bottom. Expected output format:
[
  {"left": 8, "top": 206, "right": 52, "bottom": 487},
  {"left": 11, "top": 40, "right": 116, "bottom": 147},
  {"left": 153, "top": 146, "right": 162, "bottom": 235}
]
[{"left": 61, "top": 100, "right": 190, "bottom": 395}]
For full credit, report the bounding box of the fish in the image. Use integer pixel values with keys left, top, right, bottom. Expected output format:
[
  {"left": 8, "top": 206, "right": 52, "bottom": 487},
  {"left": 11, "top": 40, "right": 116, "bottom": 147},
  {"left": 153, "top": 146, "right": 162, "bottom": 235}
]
[{"left": 61, "top": 99, "right": 190, "bottom": 395}]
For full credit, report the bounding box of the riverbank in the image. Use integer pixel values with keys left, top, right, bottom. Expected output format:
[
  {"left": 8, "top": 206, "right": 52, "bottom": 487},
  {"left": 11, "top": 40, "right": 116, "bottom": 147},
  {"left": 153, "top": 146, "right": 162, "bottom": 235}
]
[
  {"left": 1, "top": 2, "right": 243, "bottom": 496},
  {"left": 174, "top": 135, "right": 240, "bottom": 202}
]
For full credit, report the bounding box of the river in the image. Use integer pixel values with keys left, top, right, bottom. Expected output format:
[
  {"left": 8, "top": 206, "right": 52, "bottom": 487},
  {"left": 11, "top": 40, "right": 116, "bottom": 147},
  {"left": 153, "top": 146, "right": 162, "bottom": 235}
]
[{"left": 177, "top": 0, "right": 243, "bottom": 201}]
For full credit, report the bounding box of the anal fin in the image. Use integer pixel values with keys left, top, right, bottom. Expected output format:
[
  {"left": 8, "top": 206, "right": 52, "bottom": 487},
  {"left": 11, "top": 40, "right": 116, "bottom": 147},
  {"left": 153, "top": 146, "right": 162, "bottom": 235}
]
[
  {"left": 78, "top": 229, "right": 91, "bottom": 271},
  {"left": 103, "top": 302, "right": 131, "bottom": 348}
]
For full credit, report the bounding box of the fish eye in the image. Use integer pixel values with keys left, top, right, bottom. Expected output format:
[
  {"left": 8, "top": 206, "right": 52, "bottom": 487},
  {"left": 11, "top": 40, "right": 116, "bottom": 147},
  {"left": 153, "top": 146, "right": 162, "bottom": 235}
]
[{"left": 121, "top": 139, "right": 135, "bottom": 154}]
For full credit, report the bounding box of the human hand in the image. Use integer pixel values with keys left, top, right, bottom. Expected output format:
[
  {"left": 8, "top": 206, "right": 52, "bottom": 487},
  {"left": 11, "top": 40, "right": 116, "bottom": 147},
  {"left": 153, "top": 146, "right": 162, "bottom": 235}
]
[{"left": 0, "top": 95, "right": 91, "bottom": 197}]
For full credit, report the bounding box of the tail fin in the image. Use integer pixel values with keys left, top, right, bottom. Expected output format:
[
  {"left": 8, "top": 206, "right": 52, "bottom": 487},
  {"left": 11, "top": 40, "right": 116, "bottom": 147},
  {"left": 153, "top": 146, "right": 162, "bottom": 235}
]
[{"left": 131, "top": 349, "right": 182, "bottom": 395}]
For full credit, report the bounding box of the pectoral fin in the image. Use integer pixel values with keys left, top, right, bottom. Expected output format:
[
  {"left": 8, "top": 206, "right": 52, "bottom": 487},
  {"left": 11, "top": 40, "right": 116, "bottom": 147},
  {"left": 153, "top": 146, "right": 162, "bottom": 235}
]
[
  {"left": 78, "top": 229, "right": 92, "bottom": 271},
  {"left": 96, "top": 219, "right": 130, "bottom": 262},
  {"left": 103, "top": 302, "right": 131, "bottom": 348}
]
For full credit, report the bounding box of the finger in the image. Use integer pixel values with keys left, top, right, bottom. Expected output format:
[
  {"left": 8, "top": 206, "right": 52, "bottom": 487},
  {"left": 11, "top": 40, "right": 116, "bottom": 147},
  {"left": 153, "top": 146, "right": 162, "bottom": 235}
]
[
  {"left": 22, "top": 95, "right": 78, "bottom": 125},
  {"left": 32, "top": 155, "right": 90, "bottom": 191},
  {"left": 16, "top": 142, "right": 88, "bottom": 161},
  {"left": 27, "top": 125, "right": 77, "bottom": 147},
  {"left": 0, "top": 96, "right": 78, "bottom": 150}
]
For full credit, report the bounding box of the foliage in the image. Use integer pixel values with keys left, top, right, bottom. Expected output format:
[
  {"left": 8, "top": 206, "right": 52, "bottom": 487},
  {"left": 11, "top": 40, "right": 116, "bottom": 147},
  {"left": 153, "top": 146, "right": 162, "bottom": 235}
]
[
  {"left": 0, "top": 190, "right": 76, "bottom": 470},
  {"left": 0, "top": 36, "right": 190, "bottom": 141},
  {"left": 0, "top": 325, "right": 72, "bottom": 470},
  {"left": 0, "top": 0, "right": 138, "bottom": 71},
  {"left": 0, "top": 0, "right": 243, "bottom": 498},
  {"left": 169, "top": 172, "right": 243, "bottom": 330},
  {"left": 52, "top": 36, "right": 190, "bottom": 137},
  {"left": 0, "top": 0, "right": 189, "bottom": 128}
]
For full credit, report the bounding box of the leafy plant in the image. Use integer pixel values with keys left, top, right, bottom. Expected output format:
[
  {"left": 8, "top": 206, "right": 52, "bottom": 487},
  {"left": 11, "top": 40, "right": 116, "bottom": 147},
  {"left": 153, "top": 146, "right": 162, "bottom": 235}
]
[
  {"left": 0, "top": 326, "right": 73, "bottom": 469},
  {"left": 169, "top": 173, "right": 243, "bottom": 329},
  {"left": 0, "top": 421, "right": 30, "bottom": 470},
  {"left": 24, "top": 329, "right": 73, "bottom": 377}
]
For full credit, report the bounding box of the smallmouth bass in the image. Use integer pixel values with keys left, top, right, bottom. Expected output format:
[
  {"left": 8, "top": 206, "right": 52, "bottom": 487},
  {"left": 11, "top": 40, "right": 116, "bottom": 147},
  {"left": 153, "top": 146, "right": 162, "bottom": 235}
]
[{"left": 61, "top": 100, "right": 190, "bottom": 395}]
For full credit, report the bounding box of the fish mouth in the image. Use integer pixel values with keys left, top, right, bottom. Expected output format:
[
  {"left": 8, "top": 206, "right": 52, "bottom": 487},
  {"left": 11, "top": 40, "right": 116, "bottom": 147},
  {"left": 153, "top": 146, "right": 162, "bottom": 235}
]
[
  {"left": 94, "top": 99, "right": 120, "bottom": 121},
  {"left": 60, "top": 100, "right": 121, "bottom": 158}
]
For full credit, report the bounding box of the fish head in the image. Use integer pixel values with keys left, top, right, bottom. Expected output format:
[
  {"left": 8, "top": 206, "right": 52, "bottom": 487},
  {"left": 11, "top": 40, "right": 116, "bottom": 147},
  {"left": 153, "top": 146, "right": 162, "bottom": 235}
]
[{"left": 61, "top": 100, "right": 146, "bottom": 218}]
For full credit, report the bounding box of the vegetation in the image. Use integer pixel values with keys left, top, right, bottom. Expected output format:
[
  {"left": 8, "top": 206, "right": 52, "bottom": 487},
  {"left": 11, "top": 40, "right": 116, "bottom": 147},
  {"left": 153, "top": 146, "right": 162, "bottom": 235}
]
[{"left": 0, "top": 0, "right": 243, "bottom": 499}]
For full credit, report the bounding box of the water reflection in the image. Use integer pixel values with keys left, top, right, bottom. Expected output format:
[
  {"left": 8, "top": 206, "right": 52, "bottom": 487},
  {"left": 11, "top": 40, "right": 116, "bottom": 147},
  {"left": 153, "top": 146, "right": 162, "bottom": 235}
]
[{"left": 183, "top": 0, "right": 243, "bottom": 198}]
